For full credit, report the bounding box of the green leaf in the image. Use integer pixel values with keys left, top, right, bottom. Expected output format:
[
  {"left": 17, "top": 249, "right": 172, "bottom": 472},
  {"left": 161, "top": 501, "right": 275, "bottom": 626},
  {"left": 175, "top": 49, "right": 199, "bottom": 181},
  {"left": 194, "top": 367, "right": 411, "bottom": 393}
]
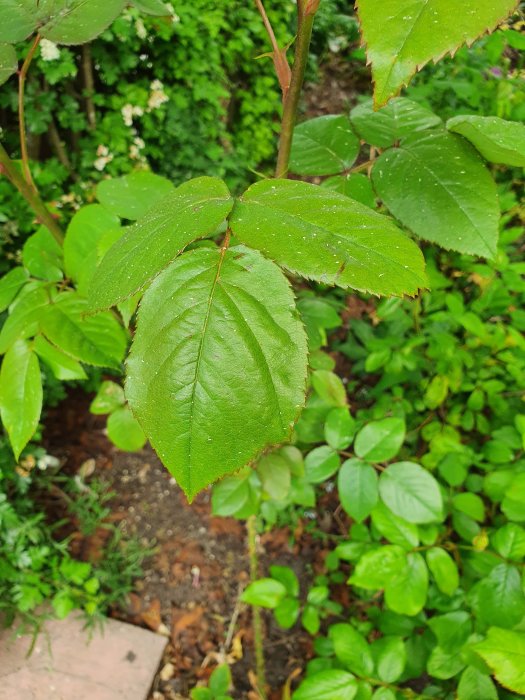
[
  {"left": 474, "top": 627, "right": 525, "bottom": 694},
  {"left": 447, "top": 115, "right": 525, "bottom": 167},
  {"left": 132, "top": 0, "right": 171, "bottom": 14},
  {"left": 274, "top": 596, "right": 300, "bottom": 629},
  {"left": 209, "top": 664, "right": 231, "bottom": 697},
  {"left": 97, "top": 172, "right": 175, "bottom": 220},
  {"left": 424, "top": 375, "right": 449, "bottom": 409},
  {"left": 0, "top": 339, "right": 42, "bottom": 459},
  {"left": 350, "top": 98, "right": 441, "bottom": 149},
  {"left": 325, "top": 407, "right": 356, "bottom": 450},
  {"left": 452, "top": 492, "right": 485, "bottom": 522},
  {"left": 52, "top": 591, "right": 75, "bottom": 619},
  {"left": 0, "top": 267, "right": 29, "bottom": 312},
  {"left": 293, "top": 670, "right": 358, "bottom": 700},
  {"left": 338, "top": 459, "right": 378, "bottom": 523},
  {"left": 0, "top": 1, "right": 37, "bottom": 42},
  {"left": 329, "top": 623, "right": 374, "bottom": 676},
  {"left": 0, "top": 42, "right": 17, "bottom": 86},
  {"left": 384, "top": 552, "right": 428, "bottom": 616},
  {"left": 311, "top": 370, "right": 347, "bottom": 407},
  {"left": 321, "top": 173, "right": 376, "bottom": 209},
  {"left": 349, "top": 545, "right": 406, "bottom": 590},
  {"left": 290, "top": 115, "right": 360, "bottom": 176},
  {"left": 304, "top": 446, "right": 341, "bottom": 484},
  {"left": 90, "top": 380, "right": 125, "bottom": 415},
  {"left": 371, "top": 501, "right": 419, "bottom": 549},
  {"left": 371, "top": 636, "right": 406, "bottom": 683},
  {"left": 501, "top": 473, "right": 525, "bottom": 522},
  {"left": 40, "top": 0, "right": 127, "bottom": 45},
  {"left": 372, "top": 131, "right": 500, "bottom": 259},
  {"left": 257, "top": 453, "right": 292, "bottom": 501},
  {"left": 356, "top": 0, "right": 519, "bottom": 106},
  {"left": 107, "top": 406, "right": 147, "bottom": 452},
  {"left": 469, "top": 564, "right": 525, "bottom": 629},
  {"left": 230, "top": 180, "right": 427, "bottom": 297},
  {"left": 270, "top": 565, "right": 299, "bottom": 597},
  {"left": 354, "top": 417, "right": 405, "bottom": 462},
  {"left": 41, "top": 293, "right": 128, "bottom": 368},
  {"left": 191, "top": 689, "right": 212, "bottom": 700},
  {"left": 379, "top": 462, "right": 443, "bottom": 524},
  {"left": 426, "top": 547, "right": 459, "bottom": 596},
  {"left": 0, "top": 285, "right": 49, "bottom": 354},
  {"left": 492, "top": 524, "right": 525, "bottom": 561},
  {"left": 211, "top": 474, "right": 252, "bottom": 517},
  {"left": 126, "top": 246, "right": 307, "bottom": 500},
  {"left": 427, "top": 612, "right": 472, "bottom": 653},
  {"left": 302, "top": 604, "right": 320, "bottom": 635},
  {"left": 89, "top": 177, "right": 234, "bottom": 311},
  {"left": 427, "top": 646, "right": 465, "bottom": 680},
  {"left": 64, "top": 205, "right": 120, "bottom": 297},
  {"left": 22, "top": 227, "right": 63, "bottom": 283},
  {"left": 241, "top": 579, "right": 287, "bottom": 609},
  {"left": 457, "top": 666, "right": 498, "bottom": 700},
  {"left": 34, "top": 335, "right": 87, "bottom": 381}
]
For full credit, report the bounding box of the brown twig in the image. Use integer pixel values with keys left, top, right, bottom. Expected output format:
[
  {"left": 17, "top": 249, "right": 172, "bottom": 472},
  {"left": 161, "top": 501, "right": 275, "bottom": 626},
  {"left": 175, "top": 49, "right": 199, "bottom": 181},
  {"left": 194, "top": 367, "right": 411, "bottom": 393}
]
[{"left": 81, "top": 44, "right": 97, "bottom": 129}]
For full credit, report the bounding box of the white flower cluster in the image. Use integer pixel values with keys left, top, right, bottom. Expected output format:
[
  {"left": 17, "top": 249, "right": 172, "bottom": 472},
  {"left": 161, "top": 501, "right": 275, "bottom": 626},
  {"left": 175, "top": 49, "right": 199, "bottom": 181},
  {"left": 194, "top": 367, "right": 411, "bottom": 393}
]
[
  {"left": 121, "top": 103, "right": 144, "bottom": 127},
  {"left": 148, "top": 79, "right": 169, "bottom": 110},
  {"left": 37, "top": 454, "right": 60, "bottom": 471},
  {"left": 130, "top": 136, "right": 146, "bottom": 161},
  {"left": 40, "top": 39, "right": 60, "bottom": 62},
  {"left": 94, "top": 144, "right": 114, "bottom": 171}
]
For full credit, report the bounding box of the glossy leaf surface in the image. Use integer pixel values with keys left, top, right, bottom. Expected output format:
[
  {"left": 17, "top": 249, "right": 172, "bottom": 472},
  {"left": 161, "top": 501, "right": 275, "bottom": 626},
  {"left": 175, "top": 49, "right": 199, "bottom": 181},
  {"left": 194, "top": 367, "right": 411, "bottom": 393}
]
[
  {"left": 97, "top": 172, "right": 175, "bottom": 220},
  {"left": 447, "top": 115, "right": 525, "bottom": 167},
  {"left": 64, "top": 205, "right": 120, "bottom": 296},
  {"left": 290, "top": 115, "right": 360, "bottom": 176},
  {"left": 126, "top": 246, "right": 308, "bottom": 500},
  {"left": 350, "top": 98, "right": 441, "bottom": 148},
  {"left": 89, "top": 177, "right": 233, "bottom": 310},
  {"left": 0, "top": 42, "right": 16, "bottom": 85},
  {"left": 373, "top": 131, "right": 500, "bottom": 258},
  {"left": 230, "top": 180, "right": 427, "bottom": 297},
  {"left": 0, "top": 340, "right": 42, "bottom": 458},
  {"left": 41, "top": 293, "right": 128, "bottom": 368},
  {"left": 379, "top": 461, "right": 443, "bottom": 524},
  {"left": 356, "top": 0, "right": 519, "bottom": 105},
  {"left": 338, "top": 459, "right": 378, "bottom": 522},
  {"left": 474, "top": 628, "right": 525, "bottom": 694},
  {"left": 42, "top": 0, "right": 126, "bottom": 44}
]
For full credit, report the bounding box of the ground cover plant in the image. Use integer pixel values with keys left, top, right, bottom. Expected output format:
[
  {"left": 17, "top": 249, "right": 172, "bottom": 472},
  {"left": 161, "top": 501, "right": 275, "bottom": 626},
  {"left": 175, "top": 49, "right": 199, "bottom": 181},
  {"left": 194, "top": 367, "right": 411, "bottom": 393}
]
[{"left": 0, "top": 1, "right": 524, "bottom": 698}]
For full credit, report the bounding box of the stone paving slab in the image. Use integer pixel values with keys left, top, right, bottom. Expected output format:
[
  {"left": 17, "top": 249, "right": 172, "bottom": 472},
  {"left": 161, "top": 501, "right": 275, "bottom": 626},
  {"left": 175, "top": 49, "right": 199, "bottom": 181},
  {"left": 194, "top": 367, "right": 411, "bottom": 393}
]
[{"left": 0, "top": 616, "right": 167, "bottom": 700}]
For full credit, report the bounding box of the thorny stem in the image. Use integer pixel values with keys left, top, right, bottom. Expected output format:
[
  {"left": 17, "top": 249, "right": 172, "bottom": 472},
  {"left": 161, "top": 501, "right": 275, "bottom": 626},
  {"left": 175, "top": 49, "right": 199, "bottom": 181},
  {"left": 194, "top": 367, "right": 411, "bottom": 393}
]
[
  {"left": 247, "top": 515, "right": 267, "bottom": 699},
  {"left": 19, "top": 34, "right": 41, "bottom": 190},
  {"left": 0, "top": 141, "right": 64, "bottom": 244},
  {"left": 254, "top": 0, "right": 291, "bottom": 100},
  {"left": 274, "top": 0, "right": 319, "bottom": 178}
]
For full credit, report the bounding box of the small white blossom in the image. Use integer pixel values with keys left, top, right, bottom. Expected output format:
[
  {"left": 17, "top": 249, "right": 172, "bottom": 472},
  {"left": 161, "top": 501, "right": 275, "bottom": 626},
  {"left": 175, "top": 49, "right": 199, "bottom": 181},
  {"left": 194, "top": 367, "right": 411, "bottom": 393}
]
[
  {"left": 40, "top": 39, "right": 60, "bottom": 62},
  {"left": 135, "top": 18, "right": 147, "bottom": 39},
  {"left": 148, "top": 80, "right": 169, "bottom": 110},
  {"left": 121, "top": 103, "right": 144, "bottom": 127},
  {"left": 94, "top": 144, "right": 113, "bottom": 171},
  {"left": 37, "top": 455, "right": 60, "bottom": 471}
]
